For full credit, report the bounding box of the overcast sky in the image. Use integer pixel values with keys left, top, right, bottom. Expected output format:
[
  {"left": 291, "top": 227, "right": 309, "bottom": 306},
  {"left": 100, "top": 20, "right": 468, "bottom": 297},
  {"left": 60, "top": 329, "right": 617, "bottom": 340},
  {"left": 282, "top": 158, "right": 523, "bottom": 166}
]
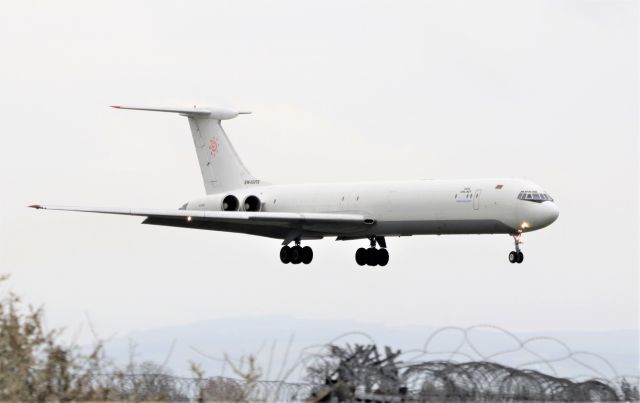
[{"left": 0, "top": 1, "right": 637, "bottom": 344}]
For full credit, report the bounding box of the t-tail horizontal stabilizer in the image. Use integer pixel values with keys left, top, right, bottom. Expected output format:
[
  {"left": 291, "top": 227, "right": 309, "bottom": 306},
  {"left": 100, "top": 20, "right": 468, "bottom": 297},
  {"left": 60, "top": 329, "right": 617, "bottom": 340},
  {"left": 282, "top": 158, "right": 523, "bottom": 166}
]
[{"left": 110, "top": 105, "right": 251, "bottom": 119}]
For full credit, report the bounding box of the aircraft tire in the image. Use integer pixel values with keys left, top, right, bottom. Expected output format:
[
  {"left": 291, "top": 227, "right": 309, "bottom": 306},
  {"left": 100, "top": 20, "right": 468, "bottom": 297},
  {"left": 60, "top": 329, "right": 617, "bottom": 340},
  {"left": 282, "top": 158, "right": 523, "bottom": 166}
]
[
  {"left": 508, "top": 251, "right": 517, "bottom": 263},
  {"left": 290, "top": 246, "right": 302, "bottom": 264},
  {"left": 355, "top": 248, "right": 366, "bottom": 266},
  {"left": 365, "top": 247, "right": 378, "bottom": 266},
  {"left": 301, "top": 246, "right": 313, "bottom": 264},
  {"left": 516, "top": 251, "right": 524, "bottom": 264},
  {"left": 377, "top": 248, "right": 389, "bottom": 267},
  {"left": 280, "top": 246, "right": 291, "bottom": 264}
]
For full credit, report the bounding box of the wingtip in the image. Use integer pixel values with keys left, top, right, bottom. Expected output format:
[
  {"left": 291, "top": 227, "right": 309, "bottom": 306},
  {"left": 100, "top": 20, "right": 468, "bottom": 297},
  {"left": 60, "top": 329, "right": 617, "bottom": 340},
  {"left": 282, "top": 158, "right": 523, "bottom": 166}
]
[
  {"left": 110, "top": 105, "right": 121, "bottom": 109},
  {"left": 28, "top": 204, "right": 43, "bottom": 209}
]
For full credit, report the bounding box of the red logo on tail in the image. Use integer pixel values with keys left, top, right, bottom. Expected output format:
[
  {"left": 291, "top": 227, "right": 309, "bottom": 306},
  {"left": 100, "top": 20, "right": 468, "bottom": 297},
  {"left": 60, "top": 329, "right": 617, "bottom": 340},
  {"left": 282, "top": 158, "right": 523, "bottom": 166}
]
[{"left": 209, "top": 137, "right": 219, "bottom": 156}]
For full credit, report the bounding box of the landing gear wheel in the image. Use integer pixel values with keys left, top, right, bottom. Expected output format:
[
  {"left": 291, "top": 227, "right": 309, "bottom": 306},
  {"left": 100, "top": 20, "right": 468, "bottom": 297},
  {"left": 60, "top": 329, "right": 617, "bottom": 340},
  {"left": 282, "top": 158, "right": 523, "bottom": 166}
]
[
  {"left": 355, "top": 248, "right": 366, "bottom": 266},
  {"left": 365, "top": 248, "right": 378, "bottom": 266},
  {"left": 301, "top": 246, "right": 313, "bottom": 264},
  {"left": 290, "top": 246, "right": 302, "bottom": 264},
  {"left": 377, "top": 248, "right": 389, "bottom": 266},
  {"left": 508, "top": 251, "right": 517, "bottom": 264},
  {"left": 280, "top": 246, "right": 291, "bottom": 264},
  {"left": 509, "top": 233, "right": 524, "bottom": 264}
]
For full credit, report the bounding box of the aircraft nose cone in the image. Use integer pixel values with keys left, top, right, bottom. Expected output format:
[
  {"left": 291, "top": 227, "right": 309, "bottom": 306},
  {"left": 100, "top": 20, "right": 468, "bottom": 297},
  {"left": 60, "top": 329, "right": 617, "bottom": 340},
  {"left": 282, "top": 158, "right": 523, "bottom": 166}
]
[{"left": 542, "top": 201, "right": 559, "bottom": 226}]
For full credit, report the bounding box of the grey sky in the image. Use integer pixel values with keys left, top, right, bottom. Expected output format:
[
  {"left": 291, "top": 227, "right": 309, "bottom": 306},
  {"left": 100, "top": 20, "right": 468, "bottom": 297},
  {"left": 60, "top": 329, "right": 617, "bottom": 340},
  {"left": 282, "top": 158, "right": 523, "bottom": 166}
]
[{"left": 0, "top": 1, "right": 637, "bottom": 343}]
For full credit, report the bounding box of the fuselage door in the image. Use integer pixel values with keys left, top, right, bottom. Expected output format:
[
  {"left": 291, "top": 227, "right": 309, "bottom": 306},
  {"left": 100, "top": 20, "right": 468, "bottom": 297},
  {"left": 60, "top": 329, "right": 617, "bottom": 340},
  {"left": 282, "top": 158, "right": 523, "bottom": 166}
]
[{"left": 473, "top": 189, "right": 482, "bottom": 210}]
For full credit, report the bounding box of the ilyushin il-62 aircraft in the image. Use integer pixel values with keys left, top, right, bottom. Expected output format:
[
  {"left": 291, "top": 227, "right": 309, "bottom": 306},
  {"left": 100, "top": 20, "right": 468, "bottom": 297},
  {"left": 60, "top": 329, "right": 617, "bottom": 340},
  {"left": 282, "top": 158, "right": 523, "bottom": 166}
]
[{"left": 30, "top": 106, "right": 559, "bottom": 267}]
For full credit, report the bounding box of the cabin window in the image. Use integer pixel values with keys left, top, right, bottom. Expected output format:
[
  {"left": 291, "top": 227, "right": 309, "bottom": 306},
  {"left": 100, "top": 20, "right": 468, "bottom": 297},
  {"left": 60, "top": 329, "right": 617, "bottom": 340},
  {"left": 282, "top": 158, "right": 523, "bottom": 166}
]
[{"left": 518, "top": 190, "right": 554, "bottom": 203}]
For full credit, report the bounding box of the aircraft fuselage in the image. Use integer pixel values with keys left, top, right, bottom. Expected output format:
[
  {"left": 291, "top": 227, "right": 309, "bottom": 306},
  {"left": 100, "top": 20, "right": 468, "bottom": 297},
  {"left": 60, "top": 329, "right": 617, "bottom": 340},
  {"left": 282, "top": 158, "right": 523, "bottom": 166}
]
[{"left": 185, "top": 178, "right": 559, "bottom": 240}]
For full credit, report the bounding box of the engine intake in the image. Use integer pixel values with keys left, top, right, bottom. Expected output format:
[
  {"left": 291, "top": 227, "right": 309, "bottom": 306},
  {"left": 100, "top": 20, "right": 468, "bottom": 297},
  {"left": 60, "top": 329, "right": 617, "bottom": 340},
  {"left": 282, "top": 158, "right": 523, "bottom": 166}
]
[
  {"left": 222, "top": 195, "right": 239, "bottom": 211},
  {"left": 243, "top": 195, "right": 261, "bottom": 212}
]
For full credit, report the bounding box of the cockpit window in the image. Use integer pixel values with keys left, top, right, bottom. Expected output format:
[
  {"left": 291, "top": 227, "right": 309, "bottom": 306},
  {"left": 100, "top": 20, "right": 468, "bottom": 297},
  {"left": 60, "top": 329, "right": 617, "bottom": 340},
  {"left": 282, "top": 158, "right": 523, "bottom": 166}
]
[{"left": 518, "top": 190, "right": 553, "bottom": 202}]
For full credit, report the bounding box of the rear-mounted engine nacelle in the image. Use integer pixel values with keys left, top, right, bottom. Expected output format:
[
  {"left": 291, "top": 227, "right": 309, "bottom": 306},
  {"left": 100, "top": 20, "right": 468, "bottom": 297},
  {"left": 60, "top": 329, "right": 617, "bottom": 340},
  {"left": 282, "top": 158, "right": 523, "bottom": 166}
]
[
  {"left": 222, "top": 195, "right": 239, "bottom": 211},
  {"left": 243, "top": 195, "right": 261, "bottom": 212}
]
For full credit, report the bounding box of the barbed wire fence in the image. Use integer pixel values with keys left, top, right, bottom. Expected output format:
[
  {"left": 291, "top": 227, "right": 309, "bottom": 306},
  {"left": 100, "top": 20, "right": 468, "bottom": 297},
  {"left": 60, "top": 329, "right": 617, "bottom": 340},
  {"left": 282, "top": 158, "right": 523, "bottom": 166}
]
[
  {"left": 89, "top": 325, "right": 638, "bottom": 402},
  {"left": 85, "top": 374, "right": 313, "bottom": 402}
]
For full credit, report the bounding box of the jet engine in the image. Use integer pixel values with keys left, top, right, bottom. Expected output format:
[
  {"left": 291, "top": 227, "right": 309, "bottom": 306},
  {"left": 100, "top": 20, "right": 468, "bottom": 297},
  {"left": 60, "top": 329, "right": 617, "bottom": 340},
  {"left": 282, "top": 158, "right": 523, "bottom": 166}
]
[
  {"left": 243, "top": 195, "right": 261, "bottom": 212},
  {"left": 222, "top": 195, "right": 239, "bottom": 211}
]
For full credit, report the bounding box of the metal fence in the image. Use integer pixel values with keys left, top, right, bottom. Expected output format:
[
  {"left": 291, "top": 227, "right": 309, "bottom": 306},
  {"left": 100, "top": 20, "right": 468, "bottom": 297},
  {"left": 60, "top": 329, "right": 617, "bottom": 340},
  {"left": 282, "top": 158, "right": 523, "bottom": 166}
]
[{"left": 87, "top": 374, "right": 313, "bottom": 401}]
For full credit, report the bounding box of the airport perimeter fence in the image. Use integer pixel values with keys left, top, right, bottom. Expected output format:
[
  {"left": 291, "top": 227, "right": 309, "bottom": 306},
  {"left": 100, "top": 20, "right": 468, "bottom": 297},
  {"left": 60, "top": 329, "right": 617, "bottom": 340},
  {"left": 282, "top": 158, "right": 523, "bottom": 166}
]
[
  {"left": 86, "top": 374, "right": 313, "bottom": 402},
  {"left": 85, "top": 370, "right": 637, "bottom": 402},
  {"left": 85, "top": 324, "right": 639, "bottom": 401}
]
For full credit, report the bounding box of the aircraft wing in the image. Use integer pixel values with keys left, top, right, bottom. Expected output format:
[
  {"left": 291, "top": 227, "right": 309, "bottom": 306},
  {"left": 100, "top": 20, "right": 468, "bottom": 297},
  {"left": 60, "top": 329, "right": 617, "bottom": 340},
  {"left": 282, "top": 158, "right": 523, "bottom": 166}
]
[{"left": 28, "top": 204, "right": 375, "bottom": 241}]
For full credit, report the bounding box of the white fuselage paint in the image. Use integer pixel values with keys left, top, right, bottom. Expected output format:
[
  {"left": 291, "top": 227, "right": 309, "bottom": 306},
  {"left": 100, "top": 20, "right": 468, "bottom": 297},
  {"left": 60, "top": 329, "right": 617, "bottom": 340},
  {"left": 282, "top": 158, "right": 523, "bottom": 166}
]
[{"left": 185, "top": 177, "right": 559, "bottom": 239}]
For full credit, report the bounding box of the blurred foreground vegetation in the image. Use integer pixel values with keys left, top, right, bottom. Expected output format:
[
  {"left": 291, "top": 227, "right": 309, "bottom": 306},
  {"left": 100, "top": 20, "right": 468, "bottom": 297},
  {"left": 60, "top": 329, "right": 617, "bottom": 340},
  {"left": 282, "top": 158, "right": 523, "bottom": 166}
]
[
  {"left": 0, "top": 275, "right": 186, "bottom": 400},
  {"left": 0, "top": 274, "right": 277, "bottom": 401}
]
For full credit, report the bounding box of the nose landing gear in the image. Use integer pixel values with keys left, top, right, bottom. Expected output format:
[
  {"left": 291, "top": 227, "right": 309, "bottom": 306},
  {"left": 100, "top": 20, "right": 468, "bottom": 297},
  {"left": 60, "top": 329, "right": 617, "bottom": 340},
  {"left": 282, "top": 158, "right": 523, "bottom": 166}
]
[
  {"left": 355, "top": 236, "right": 389, "bottom": 267},
  {"left": 280, "top": 241, "right": 313, "bottom": 265},
  {"left": 508, "top": 233, "right": 524, "bottom": 264}
]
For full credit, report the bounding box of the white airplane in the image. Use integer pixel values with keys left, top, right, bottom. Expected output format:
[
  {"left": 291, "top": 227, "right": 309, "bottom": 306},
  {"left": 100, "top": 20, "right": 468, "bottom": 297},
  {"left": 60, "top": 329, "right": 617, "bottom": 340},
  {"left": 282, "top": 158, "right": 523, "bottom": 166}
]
[{"left": 30, "top": 105, "right": 559, "bottom": 266}]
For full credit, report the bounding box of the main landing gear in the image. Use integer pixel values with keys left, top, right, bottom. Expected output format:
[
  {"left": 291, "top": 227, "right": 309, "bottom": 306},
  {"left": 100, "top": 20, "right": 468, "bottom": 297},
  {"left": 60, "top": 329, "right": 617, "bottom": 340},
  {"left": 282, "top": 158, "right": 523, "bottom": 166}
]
[
  {"left": 508, "top": 233, "right": 524, "bottom": 264},
  {"left": 280, "top": 241, "right": 313, "bottom": 265},
  {"left": 355, "top": 236, "right": 389, "bottom": 267}
]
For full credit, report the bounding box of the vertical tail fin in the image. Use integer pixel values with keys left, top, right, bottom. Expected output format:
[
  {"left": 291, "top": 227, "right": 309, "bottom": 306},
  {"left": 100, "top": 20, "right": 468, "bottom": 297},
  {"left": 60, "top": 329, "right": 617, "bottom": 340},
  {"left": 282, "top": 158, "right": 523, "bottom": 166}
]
[{"left": 111, "top": 105, "right": 261, "bottom": 194}]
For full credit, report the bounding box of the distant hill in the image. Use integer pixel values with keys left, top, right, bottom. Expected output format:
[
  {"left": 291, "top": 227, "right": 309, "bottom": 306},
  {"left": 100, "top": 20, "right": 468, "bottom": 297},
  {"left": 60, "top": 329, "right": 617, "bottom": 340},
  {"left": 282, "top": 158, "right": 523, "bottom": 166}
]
[{"left": 97, "top": 315, "right": 638, "bottom": 382}]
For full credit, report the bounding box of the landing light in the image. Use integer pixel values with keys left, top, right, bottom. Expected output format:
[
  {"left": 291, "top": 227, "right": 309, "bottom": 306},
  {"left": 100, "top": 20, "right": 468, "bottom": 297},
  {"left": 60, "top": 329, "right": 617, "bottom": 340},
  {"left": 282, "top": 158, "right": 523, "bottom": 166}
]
[
  {"left": 520, "top": 222, "right": 529, "bottom": 229},
  {"left": 187, "top": 216, "right": 192, "bottom": 222}
]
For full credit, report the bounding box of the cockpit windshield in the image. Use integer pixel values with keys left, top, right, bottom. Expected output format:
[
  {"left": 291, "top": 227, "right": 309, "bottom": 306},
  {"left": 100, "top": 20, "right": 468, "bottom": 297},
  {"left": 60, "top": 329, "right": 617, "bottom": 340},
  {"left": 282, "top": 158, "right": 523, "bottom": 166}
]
[{"left": 517, "top": 190, "right": 553, "bottom": 202}]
